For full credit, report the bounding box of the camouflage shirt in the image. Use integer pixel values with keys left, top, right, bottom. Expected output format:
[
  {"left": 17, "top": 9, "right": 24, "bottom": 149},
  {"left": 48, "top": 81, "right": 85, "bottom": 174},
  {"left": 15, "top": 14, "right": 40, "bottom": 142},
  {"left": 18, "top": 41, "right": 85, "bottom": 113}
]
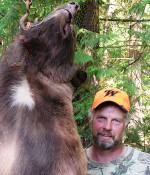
[{"left": 87, "top": 146, "right": 150, "bottom": 175}]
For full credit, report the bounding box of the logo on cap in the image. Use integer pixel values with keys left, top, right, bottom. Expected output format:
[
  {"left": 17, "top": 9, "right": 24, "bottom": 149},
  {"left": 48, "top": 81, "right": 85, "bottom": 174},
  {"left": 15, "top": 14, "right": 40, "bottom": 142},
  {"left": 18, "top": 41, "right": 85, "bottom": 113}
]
[{"left": 104, "top": 90, "right": 119, "bottom": 97}]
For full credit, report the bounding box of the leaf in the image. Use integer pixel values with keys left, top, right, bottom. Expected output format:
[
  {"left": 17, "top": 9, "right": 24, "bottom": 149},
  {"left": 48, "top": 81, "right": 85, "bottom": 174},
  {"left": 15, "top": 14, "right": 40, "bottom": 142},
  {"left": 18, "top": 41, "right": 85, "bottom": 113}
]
[
  {"left": 74, "top": 50, "right": 93, "bottom": 64},
  {"left": 109, "top": 48, "right": 122, "bottom": 58},
  {"left": 97, "top": 68, "right": 115, "bottom": 78}
]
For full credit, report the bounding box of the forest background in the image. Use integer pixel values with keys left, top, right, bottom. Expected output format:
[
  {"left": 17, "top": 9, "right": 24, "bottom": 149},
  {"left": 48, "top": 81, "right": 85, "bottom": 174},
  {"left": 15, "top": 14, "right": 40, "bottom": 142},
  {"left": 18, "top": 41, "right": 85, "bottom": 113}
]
[{"left": 0, "top": 0, "right": 149, "bottom": 152}]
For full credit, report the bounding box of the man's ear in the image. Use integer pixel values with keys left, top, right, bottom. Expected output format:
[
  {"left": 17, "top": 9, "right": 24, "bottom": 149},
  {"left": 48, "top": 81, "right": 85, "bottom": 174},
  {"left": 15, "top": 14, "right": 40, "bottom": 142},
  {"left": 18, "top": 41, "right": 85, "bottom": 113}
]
[
  {"left": 125, "top": 121, "right": 130, "bottom": 128},
  {"left": 125, "top": 113, "right": 131, "bottom": 128},
  {"left": 88, "top": 110, "right": 94, "bottom": 124}
]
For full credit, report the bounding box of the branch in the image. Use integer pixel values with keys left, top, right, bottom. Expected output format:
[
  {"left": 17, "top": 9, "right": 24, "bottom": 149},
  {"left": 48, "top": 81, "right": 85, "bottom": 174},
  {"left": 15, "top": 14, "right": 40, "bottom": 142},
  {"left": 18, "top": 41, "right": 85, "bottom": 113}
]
[
  {"left": 99, "top": 18, "right": 150, "bottom": 23},
  {"left": 122, "top": 54, "right": 143, "bottom": 72},
  {"left": 20, "top": 0, "right": 32, "bottom": 31},
  {"left": 128, "top": 55, "right": 142, "bottom": 66}
]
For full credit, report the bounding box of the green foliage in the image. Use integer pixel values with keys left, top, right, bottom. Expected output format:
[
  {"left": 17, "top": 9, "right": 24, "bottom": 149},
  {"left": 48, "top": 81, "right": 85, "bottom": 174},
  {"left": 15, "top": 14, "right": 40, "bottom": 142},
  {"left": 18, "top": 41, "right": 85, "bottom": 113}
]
[
  {"left": 73, "top": 86, "right": 99, "bottom": 147},
  {"left": 125, "top": 115, "right": 150, "bottom": 152},
  {"left": 0, "top": 1, "right": 21, "bottom": 53},
  {"left": 129, "top": 0, "right": 148, "bottom": 15},
  {"left": 75, "top": 49, "right": 93, "bottom": 64},
  {"left": 74, "top": 0, "right": 150, "bottom": 150}
]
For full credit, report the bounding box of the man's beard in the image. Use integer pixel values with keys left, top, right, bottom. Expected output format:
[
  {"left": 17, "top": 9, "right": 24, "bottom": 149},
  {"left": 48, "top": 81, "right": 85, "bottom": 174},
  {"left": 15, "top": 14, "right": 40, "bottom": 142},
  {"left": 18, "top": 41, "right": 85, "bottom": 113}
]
[{"left": 93, "top": 134, "right": 120, "bottom": 150}]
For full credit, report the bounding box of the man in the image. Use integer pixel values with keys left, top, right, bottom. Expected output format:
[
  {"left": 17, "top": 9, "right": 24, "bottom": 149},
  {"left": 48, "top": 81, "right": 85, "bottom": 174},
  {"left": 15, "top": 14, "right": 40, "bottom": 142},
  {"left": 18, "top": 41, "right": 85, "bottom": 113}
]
[{"left": 86, "top": 87, "right": 150, "bottom": 175}]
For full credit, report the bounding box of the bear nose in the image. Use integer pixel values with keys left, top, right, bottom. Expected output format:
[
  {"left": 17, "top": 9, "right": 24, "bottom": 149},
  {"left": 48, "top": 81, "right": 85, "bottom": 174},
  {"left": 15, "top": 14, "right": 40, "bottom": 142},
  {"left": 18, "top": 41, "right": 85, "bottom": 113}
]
[{"left": 69, "top": 2, "right": 79, "bottom": 10}]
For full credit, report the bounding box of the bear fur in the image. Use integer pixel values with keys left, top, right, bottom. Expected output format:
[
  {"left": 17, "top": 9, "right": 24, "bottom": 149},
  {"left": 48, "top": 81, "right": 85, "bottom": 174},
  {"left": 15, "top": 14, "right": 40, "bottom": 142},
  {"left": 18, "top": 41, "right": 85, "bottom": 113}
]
[{"left": 0, "top": 2, "right": 87, "bottom": 175}]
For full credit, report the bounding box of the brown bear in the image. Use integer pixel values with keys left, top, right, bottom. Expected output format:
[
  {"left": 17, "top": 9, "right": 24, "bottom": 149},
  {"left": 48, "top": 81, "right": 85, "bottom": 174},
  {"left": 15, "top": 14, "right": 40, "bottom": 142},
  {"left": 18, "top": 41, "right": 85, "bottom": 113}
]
[{"left": 0, "top": 2, "right": 87, "bottom": 175}]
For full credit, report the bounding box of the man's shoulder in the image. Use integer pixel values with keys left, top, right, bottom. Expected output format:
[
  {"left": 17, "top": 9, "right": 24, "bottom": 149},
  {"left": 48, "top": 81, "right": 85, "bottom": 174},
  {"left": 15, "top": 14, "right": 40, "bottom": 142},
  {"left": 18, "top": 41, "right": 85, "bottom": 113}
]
[
  {"left": 86, "top": 146, "right": 150, "bottom": 175},
  {"left": 128, "top": 146, "right": 150, "bottom": 164}
]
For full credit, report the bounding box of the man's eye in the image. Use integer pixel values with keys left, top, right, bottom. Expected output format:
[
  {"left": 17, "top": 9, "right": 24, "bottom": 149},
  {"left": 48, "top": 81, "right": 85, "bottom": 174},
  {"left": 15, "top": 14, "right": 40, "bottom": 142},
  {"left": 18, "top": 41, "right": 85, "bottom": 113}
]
[
  {"left": 96, "top": 117, "right": 105, "bottom": 122},
  {"left": 112, "top": 119, "right": 120, "bottom": 124}
]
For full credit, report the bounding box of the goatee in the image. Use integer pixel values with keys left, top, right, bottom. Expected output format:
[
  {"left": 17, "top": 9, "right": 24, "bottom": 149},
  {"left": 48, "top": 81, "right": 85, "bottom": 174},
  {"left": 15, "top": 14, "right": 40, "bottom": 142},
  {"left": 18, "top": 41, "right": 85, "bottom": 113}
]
[{"left": 93, "top": 135, "right": 120, "bottom": 150}]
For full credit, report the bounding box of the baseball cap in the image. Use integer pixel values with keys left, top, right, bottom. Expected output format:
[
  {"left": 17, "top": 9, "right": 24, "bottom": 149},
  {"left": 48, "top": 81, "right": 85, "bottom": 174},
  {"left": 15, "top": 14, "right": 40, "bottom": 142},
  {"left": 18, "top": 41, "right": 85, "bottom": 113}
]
[{"left": 91, "top": 88, "right": 130, "bottom": 112}]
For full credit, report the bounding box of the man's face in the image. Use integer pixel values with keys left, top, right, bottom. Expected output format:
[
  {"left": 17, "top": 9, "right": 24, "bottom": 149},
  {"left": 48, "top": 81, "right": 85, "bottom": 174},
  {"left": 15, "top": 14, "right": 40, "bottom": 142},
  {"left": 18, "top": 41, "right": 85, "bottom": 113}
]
[{"left": 91, "top": 105, "right": 127, "bottom": 150}]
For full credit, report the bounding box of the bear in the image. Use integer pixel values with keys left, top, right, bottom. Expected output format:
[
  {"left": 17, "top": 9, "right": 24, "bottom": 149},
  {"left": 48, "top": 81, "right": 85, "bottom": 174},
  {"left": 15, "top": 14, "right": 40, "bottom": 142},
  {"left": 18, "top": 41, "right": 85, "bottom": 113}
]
[{"left": 0, "top": 2, "right": 87, "bottom": 175}]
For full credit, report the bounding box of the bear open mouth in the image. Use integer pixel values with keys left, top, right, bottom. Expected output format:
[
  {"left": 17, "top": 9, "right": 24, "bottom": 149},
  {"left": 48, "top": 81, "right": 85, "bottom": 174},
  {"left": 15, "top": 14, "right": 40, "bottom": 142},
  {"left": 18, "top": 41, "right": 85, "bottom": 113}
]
[
  {"left": 61, "top": 2, "right": 79, "bottom": 24},
  {"left": 60, "top": 3, "right": 79, "bottom": 37},
  {"left": 64, "top": 9, "right": 73, "bottom": 24},
  {"left": 62, "top": 9, "right": 74, "bottom": 36}
]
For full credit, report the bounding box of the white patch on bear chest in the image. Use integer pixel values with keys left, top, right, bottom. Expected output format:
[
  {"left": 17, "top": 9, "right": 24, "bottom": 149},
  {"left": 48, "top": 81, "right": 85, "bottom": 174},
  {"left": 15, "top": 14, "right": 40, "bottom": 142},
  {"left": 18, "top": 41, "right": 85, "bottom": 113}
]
[{"left": 11, "top": 78, "right": 35, "bottom": 110}]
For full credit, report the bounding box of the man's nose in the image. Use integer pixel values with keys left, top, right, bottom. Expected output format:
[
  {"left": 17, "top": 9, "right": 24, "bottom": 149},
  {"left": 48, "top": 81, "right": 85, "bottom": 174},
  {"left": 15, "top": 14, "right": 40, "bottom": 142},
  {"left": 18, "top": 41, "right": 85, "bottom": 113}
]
[{"left": 104, "top": 121, "right": 112, "bottom": 130}]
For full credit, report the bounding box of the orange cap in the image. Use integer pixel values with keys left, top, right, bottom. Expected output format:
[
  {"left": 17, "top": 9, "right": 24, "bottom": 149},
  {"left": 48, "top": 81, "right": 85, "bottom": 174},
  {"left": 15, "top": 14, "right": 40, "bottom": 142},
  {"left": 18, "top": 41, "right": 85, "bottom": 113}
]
[{"left": 91, "top": 88, "right": 130, "bottom": 112}]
